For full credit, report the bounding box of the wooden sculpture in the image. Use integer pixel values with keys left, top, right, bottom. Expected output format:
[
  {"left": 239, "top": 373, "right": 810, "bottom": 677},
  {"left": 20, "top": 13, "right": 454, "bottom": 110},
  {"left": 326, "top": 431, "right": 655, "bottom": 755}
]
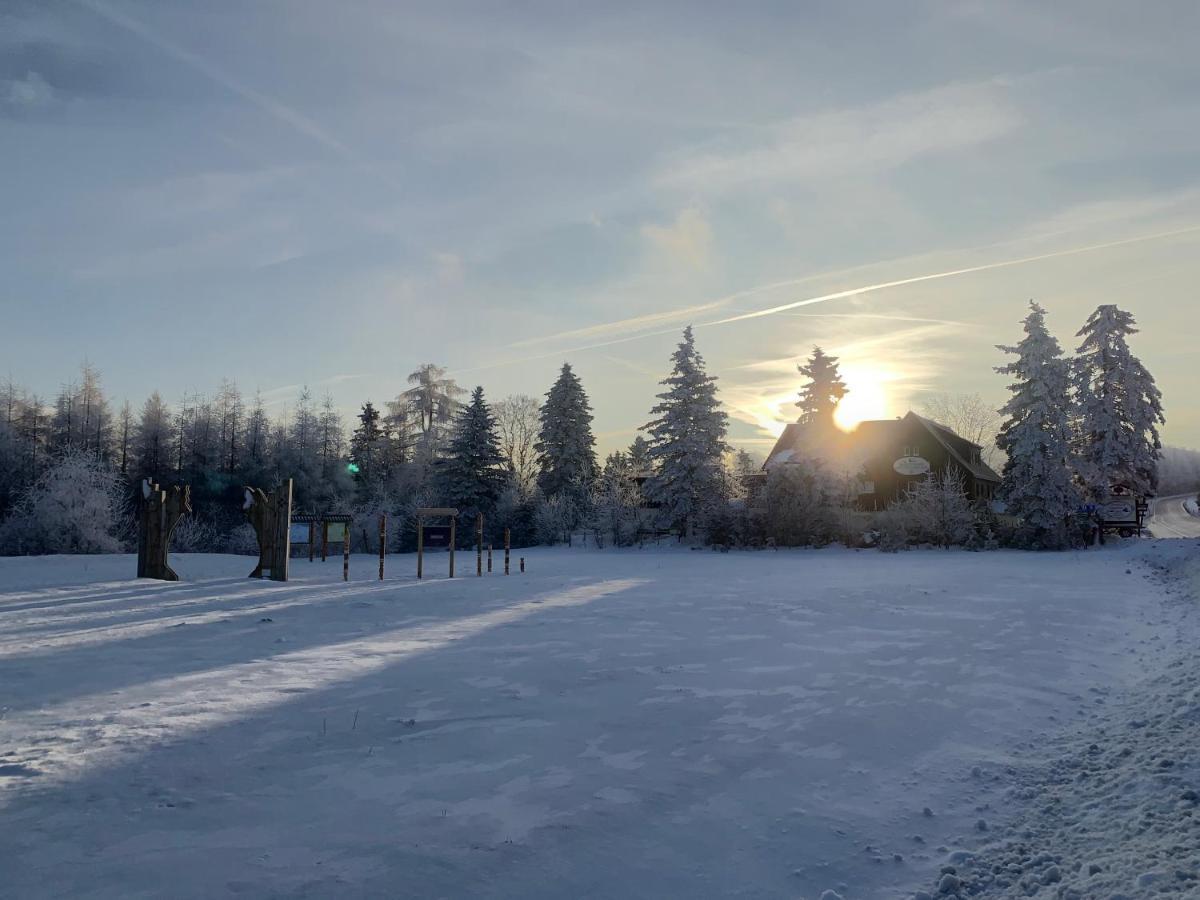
[
  {"left": 244, "top": 479, "right": 293, "bottom": 582},
  {"left": 137, "top": 479, "right": 191, "bottom": 581}
]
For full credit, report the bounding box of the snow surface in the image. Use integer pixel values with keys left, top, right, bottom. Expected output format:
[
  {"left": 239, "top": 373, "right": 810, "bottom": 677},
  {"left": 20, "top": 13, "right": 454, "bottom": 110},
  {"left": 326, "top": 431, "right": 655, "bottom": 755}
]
[{"left": 1, "top": 545, "right": 1196, "bottom": 899}]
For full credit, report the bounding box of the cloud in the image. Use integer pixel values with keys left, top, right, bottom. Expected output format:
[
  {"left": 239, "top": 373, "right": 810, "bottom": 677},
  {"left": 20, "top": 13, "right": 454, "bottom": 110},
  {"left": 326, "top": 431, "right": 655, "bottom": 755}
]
[
  {"left": 640, "top": 207, "right": 713, "bottom": 270},
  {"left": 3, "top": 71, "right": 54, "bottom": 107},
  {"left": 656, "top": 80, "right": 1019, "bottom": 194}
]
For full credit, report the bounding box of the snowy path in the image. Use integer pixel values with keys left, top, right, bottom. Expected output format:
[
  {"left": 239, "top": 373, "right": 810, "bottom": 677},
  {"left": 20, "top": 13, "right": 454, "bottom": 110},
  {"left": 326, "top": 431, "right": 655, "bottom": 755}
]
[
  {"left": 1149, "top": 493, "right": 1200, "bottom": 539},
  {"left": 0, "top": 547, "right": 1193, "bottom": 899}
]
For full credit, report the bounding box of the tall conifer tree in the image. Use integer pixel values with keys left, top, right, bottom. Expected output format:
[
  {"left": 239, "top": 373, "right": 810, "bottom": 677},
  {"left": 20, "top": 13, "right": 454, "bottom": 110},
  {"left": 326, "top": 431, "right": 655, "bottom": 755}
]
[
  {"left": 436, "top": 386, "right": 508, "bottom": 516},
  {"left": 995, "top": 301, "right": 1078, "bottom": 547},
  {"left": 643, "top": 327, "right": 728, "bottom": 537},
  {"left": 536, "top": 363, "right": 598, "bottom": 520},
  {"left": 795, "top": 346, "right": 848, "bottom": 427},
  {"left": 1073, "top": 305, "right": 1164, "bottom": 500}
]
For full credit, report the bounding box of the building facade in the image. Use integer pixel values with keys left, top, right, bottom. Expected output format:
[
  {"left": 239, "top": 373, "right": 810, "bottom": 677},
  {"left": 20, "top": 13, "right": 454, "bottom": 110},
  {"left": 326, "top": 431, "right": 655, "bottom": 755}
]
[{"left": 762, "top": 411, "right": 1001, "bottom": 510}]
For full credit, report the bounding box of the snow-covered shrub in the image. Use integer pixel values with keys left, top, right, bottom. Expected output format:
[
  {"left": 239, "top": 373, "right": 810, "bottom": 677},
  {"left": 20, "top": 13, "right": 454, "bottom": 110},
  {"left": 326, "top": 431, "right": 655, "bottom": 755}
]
[
  {"left": 591, "top": 460, "right": 642, "bottom": 548},
  {"left": 756, "top": 460, "right": 836, "bottom": 547},
  {"left": 0, "top": 450, "right": 128, "bottom": 555},
  {"left": 169, "top": 515, "right": 220, "bottom": 553},
  {"left": 882, "top": 470, "right": 978, "bottom": 549},
  {"left": 700, "top": 499, "right": 749, "bottom": 548},
  {"left": 223, "top": 521, "right": 260, "bottom": 556}
]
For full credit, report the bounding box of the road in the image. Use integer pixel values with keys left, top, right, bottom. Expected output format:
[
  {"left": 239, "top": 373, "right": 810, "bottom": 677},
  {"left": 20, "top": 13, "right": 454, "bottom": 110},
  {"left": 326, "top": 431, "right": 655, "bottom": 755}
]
[{"left": 1148, "top": 493, "right": 1200, "bottom": 539}]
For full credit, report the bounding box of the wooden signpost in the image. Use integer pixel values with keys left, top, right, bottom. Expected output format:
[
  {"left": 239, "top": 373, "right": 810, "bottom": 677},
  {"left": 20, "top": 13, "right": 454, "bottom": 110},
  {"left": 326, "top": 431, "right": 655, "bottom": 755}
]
[
  {"left": 137, "top": 479, "right": 191, "bottom": 581},
  {"left": 416, "top": 508, "right": 459, "bottom": 579},
  {"left": 244, "top": 479, "right": 293, "bottom": 582}
]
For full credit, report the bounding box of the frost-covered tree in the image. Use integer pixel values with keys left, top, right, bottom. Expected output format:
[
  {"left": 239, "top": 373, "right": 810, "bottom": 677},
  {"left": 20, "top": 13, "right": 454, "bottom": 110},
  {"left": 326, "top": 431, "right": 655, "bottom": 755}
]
[
  {"left": 536, "top": 363, "right": 598, "bottom": 521},
  {"left": 1073, "top": 305, "right": 1165, "bottom": 500},
  {"left": 795, "top": 346, "right": 848, "bottom": 427},
  {"left": 435, "top": 386, "right": 508, "bottom": 517},
  {"left": 644, "top": 326, "right": 729, "bottom": 538},
  {"left": 400, "top": 363, "right": 463, "bottom": 462},
  {"left": 627, "top": 435, "right": 651, "bottom": 473},
  {"left": 496, "top": 394, "right": 541, "bottom": 499},
  {"left": 0, "top": 450, "right": 127, "bottom": 554},
  {"left": 134, "top": 391, "right": 172, "bottom": 477},
  {"left": 758, "top": 458, "right": 837, "bottom": 546},
  {"left": 994, "top": 301, "right": 1079, "bottom": 548},
  {"left": 349, "top": 401, "right": 387, "bottom": 494},
  {"left": 591, "top": 451, "right": 641, "bottom": 547}
]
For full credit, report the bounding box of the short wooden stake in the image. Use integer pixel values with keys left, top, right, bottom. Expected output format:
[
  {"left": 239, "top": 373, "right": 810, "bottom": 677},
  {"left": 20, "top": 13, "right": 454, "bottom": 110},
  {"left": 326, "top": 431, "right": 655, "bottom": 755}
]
[
  {"left": 321, "top": 521, "right": 328, "bottom": 562},
  {"left": 504, "top": 528, "right": 511, "bottom": 575},
  {"left": 487, "top": 545, "right": 493, "bottom": 573},
  {"left": 520, "top": 556, "right": 525, "bottom": 574},
  {"left": 343, "top": 524, "right": 349, "bottom": 582},
  {"left": 378, "top": 513, "right": 386, "bottom": 581},
  {"left": 476, "top": 513, "right": 483, "bottom": 576}
]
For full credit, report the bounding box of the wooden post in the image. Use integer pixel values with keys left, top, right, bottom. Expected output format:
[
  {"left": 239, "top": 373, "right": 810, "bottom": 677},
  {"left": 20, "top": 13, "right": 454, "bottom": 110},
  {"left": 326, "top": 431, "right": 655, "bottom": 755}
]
[
  {"left": 449, "top": 515, "right": 457, "bottom": 578},
  {"left": 416, "top": 515, "right": 423, "bottom": 579},
  {"left": 476, "top": 512, "right": 483, "bottom": 576},
  {"left": 343, "top": 522, "right": 349, "bottom": 581},
  {"left": 520, "top": 556, "right": 525, "bottom": 574},
  {"left": 137, "top": 479, "right": 191, "bottom": 581},
  {"left": 378, "top": 514, "right": 386, "bottom": 581},
  {"left": 308, "top": 521, "right": 315, "bottom": 562},
  {"left": 504, "top": 528, "right": 511, "bottom": 575},
  {"left": 487, "top": 544, "right": 493, "bottom": 573},
  {"left": 321, "top": 521, "right": 328, "bottom": 562},
  {"left": 244, "top": 480, "right": 292, "bottom": 582}
]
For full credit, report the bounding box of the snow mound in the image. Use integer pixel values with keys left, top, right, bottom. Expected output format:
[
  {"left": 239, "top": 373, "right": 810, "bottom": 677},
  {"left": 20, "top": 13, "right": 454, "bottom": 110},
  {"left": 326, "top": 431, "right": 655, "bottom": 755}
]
[{"left": 915, "top": 546, "right": 1200, "bottom": 899}]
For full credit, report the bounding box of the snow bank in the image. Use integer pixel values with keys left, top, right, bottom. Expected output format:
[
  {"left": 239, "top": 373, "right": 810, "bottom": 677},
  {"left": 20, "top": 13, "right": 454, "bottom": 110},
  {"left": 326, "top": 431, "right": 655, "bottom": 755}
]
[
  {"left": 1185, "top": 498, "right": 1199, "bottom": 518},
  {"left": 913, "top": 543, "right": 1200, "bottom": 899}
]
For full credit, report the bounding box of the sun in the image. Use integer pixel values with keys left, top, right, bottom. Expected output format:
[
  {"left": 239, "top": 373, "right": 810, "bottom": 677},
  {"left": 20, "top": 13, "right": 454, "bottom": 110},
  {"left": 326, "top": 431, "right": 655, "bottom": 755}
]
[{"left": 834, "top": 371, "right": 890, "bottom": 432}]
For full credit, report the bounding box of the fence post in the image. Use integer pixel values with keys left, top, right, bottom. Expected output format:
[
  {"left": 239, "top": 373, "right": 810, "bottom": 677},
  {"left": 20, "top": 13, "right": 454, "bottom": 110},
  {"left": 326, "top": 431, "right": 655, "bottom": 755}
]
[
  {"left": 504, "top": 528, "right": 511, "bottom": 575},
  {"left": 449, "top": 516, "right": 456, "bottom": 578},
  {"left": 476, "top": 513, "right": 483, "bottom": 576},
  {"left": 417, "top": 515, "right": 423, "bottom": 579},
  {"left": 487, "top": 544, "right": 492, "bottom": 573},
  {"left": 308, "top": 521, "right": 315, "bottom": 562},
  {"left": 379, "top": 513, "right": 386, "bottom": 581}
]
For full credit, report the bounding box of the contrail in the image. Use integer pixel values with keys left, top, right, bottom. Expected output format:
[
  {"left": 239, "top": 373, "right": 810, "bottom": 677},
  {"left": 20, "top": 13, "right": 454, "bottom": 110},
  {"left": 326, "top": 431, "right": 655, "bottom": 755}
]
[
  {"left": 705, "top": 224, "right": 1200, "bottom": 327},
  {"left": 454, "top": 222, "right": 1200, "bottom": 376},
  {"left": 75, "top": 0, "right": 403, "bottom": 191}
]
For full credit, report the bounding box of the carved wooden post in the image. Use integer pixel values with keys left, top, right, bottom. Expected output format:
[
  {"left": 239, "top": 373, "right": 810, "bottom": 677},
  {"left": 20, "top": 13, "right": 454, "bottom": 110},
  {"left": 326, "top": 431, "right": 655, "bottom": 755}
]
[
  {"left": 244, "top": 479, "right": 293, "bottom": 582},
  {"left": 449, "top": 515, "right": 457, "bottom": 578},
  {"left": 137, "top": 479, "right": 191, "bottom": 581}
]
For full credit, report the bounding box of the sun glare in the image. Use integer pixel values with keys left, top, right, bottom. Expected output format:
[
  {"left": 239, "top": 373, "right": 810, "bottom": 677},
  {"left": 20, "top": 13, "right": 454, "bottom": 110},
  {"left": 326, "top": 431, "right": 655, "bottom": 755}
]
[{"left": 834, "top": 371, "right": 890, "bottom": 432}]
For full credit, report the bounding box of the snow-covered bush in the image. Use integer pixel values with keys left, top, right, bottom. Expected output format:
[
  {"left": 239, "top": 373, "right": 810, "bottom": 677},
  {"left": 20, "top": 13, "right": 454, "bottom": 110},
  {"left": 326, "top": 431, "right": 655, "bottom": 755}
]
[
  {"left": 223, "top": 522, "right": 260, "bottom": 556},
  {"left": 880, "top": 470, "right": 978, "bottom": 549},
  {"left": 756, "top": 460, "right": 836, "bottom": 547},
  {"left": 0, "top": 450, "right": 128, "bottom": 555},
  {"left": 169, "top": 515, "right": 220, "bottom": 553}
]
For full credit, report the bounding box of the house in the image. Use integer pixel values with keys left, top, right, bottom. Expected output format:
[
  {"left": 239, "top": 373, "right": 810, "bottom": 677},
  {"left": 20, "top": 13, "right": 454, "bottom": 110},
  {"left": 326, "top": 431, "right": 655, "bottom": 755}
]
[{"left": 762, "top": 411, "right": 1001, "bottom": 509}]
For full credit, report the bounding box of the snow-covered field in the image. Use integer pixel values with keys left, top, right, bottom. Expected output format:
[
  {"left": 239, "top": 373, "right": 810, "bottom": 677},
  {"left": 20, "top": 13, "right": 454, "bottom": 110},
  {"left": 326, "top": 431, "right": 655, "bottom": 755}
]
[{"left": 1, "top": 544, "right": 1197, "bottom": 899}]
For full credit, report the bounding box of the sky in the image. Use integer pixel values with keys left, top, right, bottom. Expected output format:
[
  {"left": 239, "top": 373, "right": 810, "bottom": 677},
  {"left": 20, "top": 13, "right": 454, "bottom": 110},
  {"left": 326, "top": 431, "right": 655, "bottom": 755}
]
[{"left": 2, "top": 0, "right": 1199, "bottom": 455}]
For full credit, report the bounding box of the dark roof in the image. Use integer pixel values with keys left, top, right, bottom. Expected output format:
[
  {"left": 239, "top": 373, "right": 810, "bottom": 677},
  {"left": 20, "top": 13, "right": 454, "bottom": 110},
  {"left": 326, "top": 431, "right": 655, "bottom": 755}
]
[{"left": 764, "top": 411, "right": 1000, "bottom": 484}]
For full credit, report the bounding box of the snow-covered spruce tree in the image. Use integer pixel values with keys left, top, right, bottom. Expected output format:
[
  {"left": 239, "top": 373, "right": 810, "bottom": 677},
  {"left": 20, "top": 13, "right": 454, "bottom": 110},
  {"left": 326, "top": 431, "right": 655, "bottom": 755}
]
[
  {"left": 349, "top": 401, "right": 388, "bottom": 497},
  {"left": 995, "top": 301, "right": 1079, "bottom": 548},
  {"left": 795, "top": 346, "right": 848, "bottom": 427},
  {"left": 434, "top": 386, "right": 509, "bottom": 519},
  {"left": 535, "top": 363, "right": 598, "bottom": 528},
  {"left": 0, "top": 449, "right": 127, "bottom": 554},
  {"left": 1073, "top": 305, "right": 1165, "bottom": 501},
  {"left": 643, "top": 326, "right": 729, "bottom": 539}
]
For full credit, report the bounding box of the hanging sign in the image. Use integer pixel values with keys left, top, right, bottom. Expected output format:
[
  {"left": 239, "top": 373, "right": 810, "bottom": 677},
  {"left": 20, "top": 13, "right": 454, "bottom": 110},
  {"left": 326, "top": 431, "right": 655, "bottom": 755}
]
[{"left": 893, "top": 456, "right": 931, "bottom": 476}]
